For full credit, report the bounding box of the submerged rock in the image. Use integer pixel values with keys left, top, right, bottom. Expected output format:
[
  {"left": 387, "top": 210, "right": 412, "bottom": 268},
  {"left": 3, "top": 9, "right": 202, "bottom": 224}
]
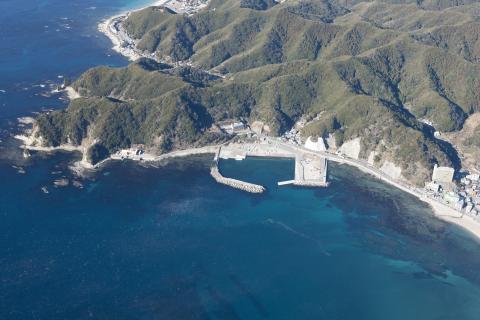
[
  {"left": 53, "top": 178, "right": 69, "bottom": 187},
  {"left": 72, "top": 180, "right": 84, "bottom": 189},
  {"left": 23, "top": 148, "right": 31, "bottom": 159}
]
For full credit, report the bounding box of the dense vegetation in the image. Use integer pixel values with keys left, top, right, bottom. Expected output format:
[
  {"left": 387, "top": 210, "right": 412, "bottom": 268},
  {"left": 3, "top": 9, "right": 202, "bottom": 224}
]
[
  {"left": 466, "top": 125, "right": 480, "bottom": 148},
  {"left": 34, "top": 0, "right": 480, "bottom": 184},
  {"left": 240, "top": 0, "right": 277, "bottom": 10}
]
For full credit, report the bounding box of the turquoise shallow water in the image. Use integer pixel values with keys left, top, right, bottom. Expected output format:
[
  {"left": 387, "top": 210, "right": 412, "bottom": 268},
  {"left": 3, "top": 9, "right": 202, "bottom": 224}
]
[
  {"left": 1, "top": 153, "right": 480, "bottom": 319},
  {"left": 1, "top": 0, "right": 480, "bottom": 319}
]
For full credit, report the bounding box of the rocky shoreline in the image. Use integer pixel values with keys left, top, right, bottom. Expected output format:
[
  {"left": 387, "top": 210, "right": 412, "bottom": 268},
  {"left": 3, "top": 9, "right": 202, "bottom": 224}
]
[
  {"left": 14, "top": 120, "right": 480, "bottom": 241},
  {"left": 97, "top": 0, "right": 209, "bottom": 62}
]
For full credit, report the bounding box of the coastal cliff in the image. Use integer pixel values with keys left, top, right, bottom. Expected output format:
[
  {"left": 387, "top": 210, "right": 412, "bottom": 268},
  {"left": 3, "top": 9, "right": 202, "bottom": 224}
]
[{"left": 30, "top": 0, "right": 480, "bottom": 185}]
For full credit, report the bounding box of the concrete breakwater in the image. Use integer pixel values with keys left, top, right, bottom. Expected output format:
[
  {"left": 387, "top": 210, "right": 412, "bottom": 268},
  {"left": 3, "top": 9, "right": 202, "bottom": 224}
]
[
  {"left": 220, "top": 142, "right": 329, "bottom": 188},
  {"left": 277, "top": 180, "right": 329, "bottom": 187},
  {"left": 210, "top": 167, "right": 266, "bottom": 194},
  {"left": 293, "top": 180, "right": 329, "bottom": 187}
]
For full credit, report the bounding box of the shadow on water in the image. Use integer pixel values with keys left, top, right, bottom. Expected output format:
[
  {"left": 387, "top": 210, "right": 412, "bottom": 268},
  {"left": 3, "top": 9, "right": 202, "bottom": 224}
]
[
  {"left": 228, "top": 274, "right": 269, "bottom": 319},
  {"left": 265, "top": 218, "right": 331, "bottom": 256},
  {"left": 205, "top": 285, "right": 241, "bottom": 320}
]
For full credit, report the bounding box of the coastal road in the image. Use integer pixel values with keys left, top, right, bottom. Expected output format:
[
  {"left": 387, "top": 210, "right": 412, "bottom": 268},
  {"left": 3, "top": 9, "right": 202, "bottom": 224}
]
[{"left": 267, "top": 137, "right": 465, "bottom": 220}]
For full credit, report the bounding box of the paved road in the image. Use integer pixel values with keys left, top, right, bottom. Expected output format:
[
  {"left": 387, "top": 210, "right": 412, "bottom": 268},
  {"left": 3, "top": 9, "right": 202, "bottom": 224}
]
[
  {"left": 269, "top": 138, "right": 438, "bottom": 202},
  {"left": 269, "top": 137, "right": 469, "bottom": 219}
]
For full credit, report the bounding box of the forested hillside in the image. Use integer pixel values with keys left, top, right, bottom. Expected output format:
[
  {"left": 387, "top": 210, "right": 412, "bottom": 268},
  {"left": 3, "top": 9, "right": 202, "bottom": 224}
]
[{"left": 33, "top": 0, "right": 480, "bottom": 184}]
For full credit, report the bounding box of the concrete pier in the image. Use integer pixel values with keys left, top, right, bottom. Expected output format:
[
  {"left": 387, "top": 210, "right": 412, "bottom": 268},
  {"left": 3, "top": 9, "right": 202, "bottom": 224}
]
[
  {"left": 291, "top": 154, "right": 329, "bottom": 187},
  {"left": 210, "top": 166, "right": 266, "bottom": 193},
  {"left": 214, "top": 147, "right": 221, "bottom": 163},
  {"left": 278, "top": 180, "right": 295, "bottom": 186},
  {"left": 219, "top": 141, "right": 329, "bottom": 188}
]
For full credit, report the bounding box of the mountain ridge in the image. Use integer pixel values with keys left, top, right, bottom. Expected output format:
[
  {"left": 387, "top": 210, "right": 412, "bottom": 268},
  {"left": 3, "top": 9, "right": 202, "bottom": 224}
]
[{"left": 30, "top": 0, "right": 480, "bottom": 185}]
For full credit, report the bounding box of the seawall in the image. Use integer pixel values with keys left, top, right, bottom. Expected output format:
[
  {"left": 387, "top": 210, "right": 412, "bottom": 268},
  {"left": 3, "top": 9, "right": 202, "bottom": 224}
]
[{"left": 210, "top": 166, "right": 265, "bottom": 194}]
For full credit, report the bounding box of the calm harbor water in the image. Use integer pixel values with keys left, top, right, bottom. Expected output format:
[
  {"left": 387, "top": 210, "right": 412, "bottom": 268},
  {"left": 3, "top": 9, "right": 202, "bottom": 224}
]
[{"left": 1, "top": 1, "right": 480, "bottom": 319}]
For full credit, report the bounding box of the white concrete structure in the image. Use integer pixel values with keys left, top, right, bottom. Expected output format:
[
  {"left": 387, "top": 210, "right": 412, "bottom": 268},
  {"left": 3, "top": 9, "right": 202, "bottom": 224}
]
[
  {"left": 210, "top": 166, "right": 265, "bottom": 193},
  {"left": 220, "top": 122, "right": 245, "bottom": 134},
  {"left": 380, "top": 161, "right": 402, "bottom": 180},
  {"left": 425, "top": 181, "right": 440, "bottom": 192},
  {"left": 293, "top": 154, "right": 328, "bottom": 187},
  {"left": 466, "top": 203, "right": 474, "bottom": 213},
  {"left": 466, "top": 174, "right": 480, "bottom": 182},
  {"left": 367, "top": 151, "right": 378, "bottom": 165},
  {"left": 455, "top": 199, "right": 465, "bottom": 211},
  {"left": 338, "top": 138, "right": 361, "bottom": 159},
  {"left": 432, "top": 164, "right": 454, "bottom": 184},
  {"left": 325, "top": 133, "right": 337, "bottom": 151},
  {"left": 304, "top": 136, "right": 326, "bottom": 152}
]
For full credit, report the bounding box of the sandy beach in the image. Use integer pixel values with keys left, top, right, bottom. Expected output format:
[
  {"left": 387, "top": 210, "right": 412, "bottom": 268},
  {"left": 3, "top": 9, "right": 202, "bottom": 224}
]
[
  {"left": 218, "top": 140, "right": 480, "bottom": 241},
  {"left": 98, "top": 1, "right": 210, "bottom": 61},
  {"left": 97, "top": 0, "right": 171, "bottom": 61}
]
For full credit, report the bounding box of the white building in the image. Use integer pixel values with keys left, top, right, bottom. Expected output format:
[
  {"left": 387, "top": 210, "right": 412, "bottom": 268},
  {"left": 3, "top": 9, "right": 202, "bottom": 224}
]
[
  {"left": 432, "top": 164, "right": 454, "bottom": 184},
  {"left": 466, "top": 174, "right": 480, "bottom": 182},
  {"left": 465, "top": 203, "right": 474, "bottom": 213},
  {"left": 220, "top": 122, "right": 245, "bottom": 134},
  {"left": 444, "top": 191, "right": 460, "bottom": 204},
  {"left": 455, "top": 199, "right": 465, "bottom": 211}
]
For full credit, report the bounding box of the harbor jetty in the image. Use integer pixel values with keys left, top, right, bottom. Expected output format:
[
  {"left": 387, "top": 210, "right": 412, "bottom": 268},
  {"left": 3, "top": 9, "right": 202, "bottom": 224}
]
[
  {"left": 290, "top": 154, "right": 329, "bottom": 187},
  {"left": 218, "top": 141, "right": 329, "bottom": 188},
  {"left": 210, "top": 166, "right": 266, "bottom": 194},
  {"left": 210, "top": 146, "right": 265, "bottom": 193}
]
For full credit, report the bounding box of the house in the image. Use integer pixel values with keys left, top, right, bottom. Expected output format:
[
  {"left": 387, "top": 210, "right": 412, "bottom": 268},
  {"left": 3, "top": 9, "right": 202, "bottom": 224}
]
[
  {"left": 466, "top": 174, "right": 480, "bottom": 182},
  {"left": 443, "top": 191, "right": 460, "bottom": 204},
  {"left": 220, "top": 121, "right": 245, "bottom": 134}
]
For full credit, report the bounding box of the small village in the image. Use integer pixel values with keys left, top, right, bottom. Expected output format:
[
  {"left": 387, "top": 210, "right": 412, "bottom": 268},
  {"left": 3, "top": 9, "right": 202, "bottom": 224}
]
[
  {"left": 160, "top": 0, "right": 210, "bottom": 14},
  {"left": 425, "top": 165, "right": 480, "bottom": 221},
  {"left": 217, "top": 119, "right": 480, "bottom": 223}
]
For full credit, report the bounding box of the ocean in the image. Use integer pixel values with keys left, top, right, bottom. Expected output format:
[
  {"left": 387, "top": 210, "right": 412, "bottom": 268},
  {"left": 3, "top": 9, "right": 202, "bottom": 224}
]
[{"left": 1, "top": 1, "right": 480, "bottom": 319}]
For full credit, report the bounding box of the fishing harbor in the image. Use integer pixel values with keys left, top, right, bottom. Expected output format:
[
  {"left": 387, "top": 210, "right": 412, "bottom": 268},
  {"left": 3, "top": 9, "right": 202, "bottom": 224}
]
[{"left": 211, "top": 139, "right": 329, "bottom": 193}]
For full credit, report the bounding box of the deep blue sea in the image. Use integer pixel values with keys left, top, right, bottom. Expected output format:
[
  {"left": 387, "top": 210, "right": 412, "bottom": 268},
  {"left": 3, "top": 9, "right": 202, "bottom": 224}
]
[{"left": 1, "top": 1, "right": 480, "bottom": 319}]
